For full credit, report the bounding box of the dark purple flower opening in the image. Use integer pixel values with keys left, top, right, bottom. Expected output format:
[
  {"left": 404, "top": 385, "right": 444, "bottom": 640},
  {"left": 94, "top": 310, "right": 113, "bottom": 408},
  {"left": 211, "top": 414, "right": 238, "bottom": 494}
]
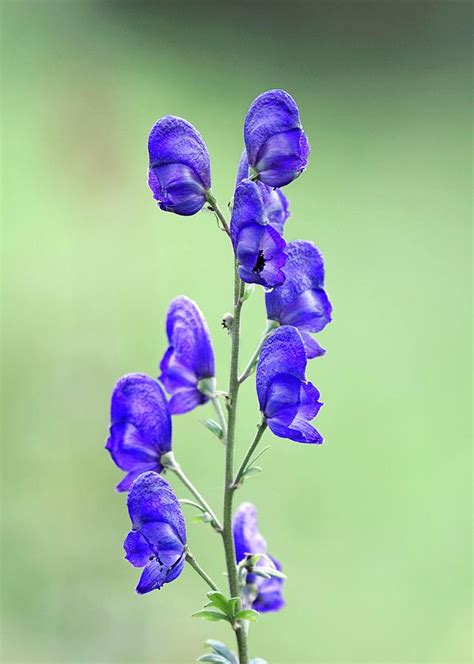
[
  {"left": 124, "top": 471, "right": 187, "bottom": 594},
  {"left": 233, "top": 502, "right": 285, "bottom": 613},
  {"left": 105, "top": 374, "right": 172, "bottom": 492},
  {"left": 236, "top": 150, "right": 290, "bottom": 235},
  {"left": 256, "top": 326, "right": 323, "bottom": 443},
  {"left": 148, "top": 116, "right": 211, "bottom": 216},
  {"left": 244, "top": 89, "right": 309, "bottom": 188},
  {"left": 159, "top": 296, "right": 215, "bottom": 415},
  {"left": 265, "top": 240, "right": 332, "bottom": 358},
  {"left": 230, "top": 179, "right": 287, "bottom": 288}
]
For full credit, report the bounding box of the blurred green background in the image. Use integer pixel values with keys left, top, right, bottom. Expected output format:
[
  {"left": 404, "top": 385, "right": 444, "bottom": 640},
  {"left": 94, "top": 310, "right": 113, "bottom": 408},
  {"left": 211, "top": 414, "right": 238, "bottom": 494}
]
[{"left": 1, "top": 1, "right": 472, "bottom": 663}]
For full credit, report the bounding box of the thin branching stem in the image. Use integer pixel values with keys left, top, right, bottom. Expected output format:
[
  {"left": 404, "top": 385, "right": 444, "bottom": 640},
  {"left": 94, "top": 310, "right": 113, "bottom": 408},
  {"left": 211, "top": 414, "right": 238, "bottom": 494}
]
[
  {"left": 233, "top": 420, "right": 268, "bottom": 489},
  {"left": 185, "top": 551, "right": 219, "bottom": 591}
]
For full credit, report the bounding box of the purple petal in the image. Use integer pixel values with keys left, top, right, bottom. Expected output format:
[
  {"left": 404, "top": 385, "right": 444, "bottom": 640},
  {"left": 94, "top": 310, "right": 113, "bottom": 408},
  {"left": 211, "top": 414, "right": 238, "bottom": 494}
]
[
  {"left": 159, "top": 296, "right": 215, "bottom": 414},
  {"left": 259, "top": 184, "right": 290, "bottom": 234},
  {"left": 116, "top": 469, "right": 151, "bottom": 493},
  {"left": 135, "top": 555, "right": 185, "bottom": 594},
  {"left": 140, "top": 522, "right": 185, "bottom": 567},
  {"left": 106, "top": 374, "right": 171, "bottom": 487},
  {"left": 236, "top": 223, "right": 286, "bottom": 288},
  {"left": 148, "top": 116, "right": 210, "bottom": 189},
  {"left": 233, "top": 503, "right": 268, "bottom": 563},
  {"left": 126, "top": 471, "right": 186, "bottom": 545},
  {"left": 169, "top": 387, "right": 207, "bottom": 415},
  {"left": 230, "top": 180, "right": 265, "bottom": 248},
  {"left": 148, "top": 164, "right": 207, "bottom": 216},
  {"left": 244, "top": 90, "right": 309, "bottom": 187},
  {"left": 300, "top": 332, "right": 326, "bottom": 359},
  {"left": 262, "top": 374, "right": 301, "bottom": 425},
  {"left": 124, "top": 530, "right": 153, "bottom": 567},
  {"left": 235, "top": 149, "right": 250, "bottom": 185}
]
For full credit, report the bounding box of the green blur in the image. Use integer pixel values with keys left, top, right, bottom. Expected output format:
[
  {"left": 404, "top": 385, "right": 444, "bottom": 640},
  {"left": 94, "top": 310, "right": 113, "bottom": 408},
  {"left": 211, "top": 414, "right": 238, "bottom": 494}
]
[{"left": 1, "top": 2, "right": 471, "bottom": 663}]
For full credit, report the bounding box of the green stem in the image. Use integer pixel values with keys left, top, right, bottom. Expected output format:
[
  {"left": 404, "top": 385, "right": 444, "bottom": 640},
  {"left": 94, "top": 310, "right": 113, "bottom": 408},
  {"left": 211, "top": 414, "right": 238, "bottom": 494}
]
[
  {"left": 238, "top": 320, "right": 279, "bottom": 384},
  {"left": 185, "top": 551, "right": 219, "bottom": 591},
  {"left": 233, "top": 420, "right": 268, "bottom": 489},
  {"left": 222, "top": 263, "right": 249, "bottom": 664},
  {"left": 206, "top": 191, "right": 231, "bottom": 236},
  {"left": 161, "top": 452, "right": 223, "bottom": 532},
  {"left": 211, "top": 395, "right": 228, "bottom": 441}
]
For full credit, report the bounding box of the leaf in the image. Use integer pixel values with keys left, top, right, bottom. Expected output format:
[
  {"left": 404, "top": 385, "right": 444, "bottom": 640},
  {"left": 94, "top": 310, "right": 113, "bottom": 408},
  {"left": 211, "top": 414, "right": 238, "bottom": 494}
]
[
  {"left": 251, "top": 568, "right": 272, "bottom": 579},
  {"left": 257, "top": 566, "right": 287, "bottom": 580},
  {"left": 249, "top": 445, "right": 271, "bottom": 466},
  {"left": 227, "top": 597, "right": 240, "bottom": 617},
  {"left": 201, "top": 418, "right": 223, "bottom": 440},
  {"left": 242, "top": 466, "right": 263, "bottom": 479},
  {"left": 249, "top": 659, "right": 268, "bottom": 664},
  {"left": 205, "top": 640, "right": 238, "bottom": 664},
  {"left": 206, "top": 591, "right": 230, "bottom": 614},
  {"left": 192, "top": 610, "right": 229, "bottom": 622},
  {"left": 235, "top": 609, "right": 259, "bottom": 622},
  {"left": 192, "top": 515, "right": 206, "bottom": 524},
  {"left": 197, "top": 656, "right": 229, "bottom": 663}
]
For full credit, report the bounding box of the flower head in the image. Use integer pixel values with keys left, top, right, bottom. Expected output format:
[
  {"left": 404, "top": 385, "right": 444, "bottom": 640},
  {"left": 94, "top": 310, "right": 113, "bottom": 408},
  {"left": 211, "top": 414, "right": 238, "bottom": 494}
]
[
  {"left": 244, "top": 89, "right": 310, "bottom": 188},
  {"left": 233, "top": 502, "right": 285, "bottom": 613},
  {"left": 256, "top": 326, "right": 323, "bottom": 443},
  {"left": 236, "top": 150, "right": 290, "bottom": 235},
  {"left": 265, "top": 240, "right": 332, "bottom": 358},
  {"left": 148, "top": 116, "right": 211, "bottom": 216},
  {"left": 124, "top": 471, "right": 187, "bottom": 594},
  {"left": 106, "top": 374, "right": 172, "bottom": 491},
  {"left": 230, "top": 179, "right": 286, "bottom": 288},
  {"left": 159, "top": 296, "right": 215, "bottom": 415}
]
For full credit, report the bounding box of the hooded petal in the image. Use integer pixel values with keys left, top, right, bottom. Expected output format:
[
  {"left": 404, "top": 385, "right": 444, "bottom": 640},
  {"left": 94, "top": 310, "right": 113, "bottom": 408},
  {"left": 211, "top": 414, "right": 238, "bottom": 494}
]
[
  {"left": 233, "top": 502, "right": 267, "bottom": 563},
  {"left": 123, "top": 530, "right": 153, "bottom": 567},
  {"left": 159, "top": 297, "right": 215, "bottom": 414},
  {"left": 256, "top": 326, "right": 323, "bottom": 444},
  {"left": 244, "top": 90, "right": 309, "bottom": 187},
  {"left": 106, "top": 374, "right": 171, "bottom": 489},
  {"left": 126, "top": 471, "right": 186, "bottom": 545},
  {"left": 148, "top": 116, "right": 210, "bottom": 189},
  {"left": 135, "top": 555, "right": 185, "bottom": 594}
]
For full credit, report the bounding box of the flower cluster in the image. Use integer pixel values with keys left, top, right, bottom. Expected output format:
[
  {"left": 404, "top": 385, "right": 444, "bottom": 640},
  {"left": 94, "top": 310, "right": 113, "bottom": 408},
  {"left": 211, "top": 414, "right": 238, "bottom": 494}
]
[{"left": 105, "top": 89, "right": 332, "bottom": 661}]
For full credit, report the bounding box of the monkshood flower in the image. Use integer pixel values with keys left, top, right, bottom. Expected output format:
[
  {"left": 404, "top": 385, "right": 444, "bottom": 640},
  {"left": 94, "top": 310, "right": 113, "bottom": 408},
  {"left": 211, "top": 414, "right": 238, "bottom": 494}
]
[
  {"left": 124, "top": 471, "right": 187, "bottom": 594},
  {"left": 230, "top": 179, "right": 286, "bottom": 288},
  {"left": 159, "top": 296, "right": 215, "bottom": 415},
  {"left": 233, "top": 502, "right": 285, "bottom": 613},
  {"left": 236, "top": 150, "right": 290, "bottom": 235},
  {"left": 106, "top": 373, "right": 172, "bottom": 491},
  {"left": 265, "top": 240, "right": 332, "bottom": 358},
  {"left": 244, "top": 89, "right": 310, "bottom": 188},
  {"left": 256, "top": 325, "right": 323, "bottom": 443},
  {"left": 148, "top": 116, "right": 211, "bottom": 216}
]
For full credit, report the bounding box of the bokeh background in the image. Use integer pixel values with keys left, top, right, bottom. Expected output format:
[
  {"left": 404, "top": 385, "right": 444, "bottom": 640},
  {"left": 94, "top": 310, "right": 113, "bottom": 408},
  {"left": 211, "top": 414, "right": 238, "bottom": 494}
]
[{"left": 1, "top": 1, "right": 472, "bottom": 663}]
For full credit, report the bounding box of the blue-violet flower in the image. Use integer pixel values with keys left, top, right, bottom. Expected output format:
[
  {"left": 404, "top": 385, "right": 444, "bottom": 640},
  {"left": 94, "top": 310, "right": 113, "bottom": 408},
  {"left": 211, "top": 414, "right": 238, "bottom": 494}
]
[
  {"left": 230, "top": 179, "right": 286, "bottom": 288},
  {"left": 148, "top": 116, "right": 211, "bottom": 216},
  {"left": 124, "top": 471, "right": 187, "bottom": 594},
  {"left": 265, "top": 240, "right": 332, "bottom": 358},
  {"left": 236, "top": 150, "right": 290, "bottom": 235},
  {"left": 106, "top": 373, "right": 172, "bottom": 491},
  {"left": 159, "top": 296, "right": 215, "bottom": 415},
  {"left": 244, "top": 89, "right": 310, "bottom": 188},
  {"left": 256, "top": 325, "right": 323, "bottom": 443},
  {"left": 233, "top": 502, "right": 285, "bottom": 613}
]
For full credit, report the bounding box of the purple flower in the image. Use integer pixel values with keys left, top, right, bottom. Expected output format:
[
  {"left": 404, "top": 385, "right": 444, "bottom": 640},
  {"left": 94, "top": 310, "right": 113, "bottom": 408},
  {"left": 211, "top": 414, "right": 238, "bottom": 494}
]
[
  {"left": 244, "top": 89, "right": 310, "bottom": 188},
  {"left": 265, "top": 240, "right": 332, "bottom": 358},
  {"left": 123, "top": 471, "right": 187, "bottom": 594},
  {"left": 236, "top": 150, "right": 290, "bottom": 235},
  {"left": 105, "top": 374, "right": 172, "bottom": 491},
  {"left": 233, "top": 502, "right": 285, "bottom": 613},
  {"left": 159, "top": 296, "right": 215, "bottom": 415},
  {"left": 230, "top": 179, "right": 286, "bottom": 288},
  {"left": 148, "top": 116, "right": 211, "bottom": 216},
  {"left": 256, "top": 326, "right": 323, "bottom": 443}
]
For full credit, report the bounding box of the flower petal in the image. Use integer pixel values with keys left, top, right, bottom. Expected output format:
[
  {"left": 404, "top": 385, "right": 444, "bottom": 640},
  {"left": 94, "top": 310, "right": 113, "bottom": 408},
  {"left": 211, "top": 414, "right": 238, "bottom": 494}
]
[
  {"left": 124, "top": 530, "right": 153, "bottom": 567},
  {"left": 135, "top": 555, "right": 185, "bottom": 594},
  {"left": 169, "top": 387, "right": 207, "bottom": 415},
  {"left": 233, "top": 502, "right": 268, "bottom": 563},
  {"left": 148, "top": 116, "right": 210, "bottom": 189}
]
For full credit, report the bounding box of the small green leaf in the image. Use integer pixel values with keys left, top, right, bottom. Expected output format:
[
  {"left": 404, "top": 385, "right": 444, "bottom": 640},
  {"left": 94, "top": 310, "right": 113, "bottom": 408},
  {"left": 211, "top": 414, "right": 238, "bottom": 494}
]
[
  {"left": 201, "top": 418, "right": 223, "bottom": 440},
  {"left": 227, "top": 597, "right": 240, "bottom": 616},
  {"left": 241, "top": 283, "right": 255, "bottom": 302},
  {"left": 235, "top": 609, "right": 259, "bottom": 622},
  {"left": 192, "top": 610, "right": 229, "bottom": 622},
  {"left": 206, "top": 591, "right": 230, "bottom": 614},
  {"left": 249, "top": 659, "right": 268, "bottom": 664},
  {"left": 249, "top": 445, "right": 271, "bottom": 466},
  {"left": 242, "top": 466, "right": 263, "bottom": 479},
  {"left": 257, "top": 566, "right": 287, "bottom": 579},
  {"left": 251, "top": 568, "right": 272, "bottom": 579},
  {"left": 205, "top": 640, "right": 238, "bottom": 664},
  {"left": 192, "top": 515, "right": 206, "bottom": 524},
  {"left": 197, "top": 656, "right": 229, "bottom": 663}
]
